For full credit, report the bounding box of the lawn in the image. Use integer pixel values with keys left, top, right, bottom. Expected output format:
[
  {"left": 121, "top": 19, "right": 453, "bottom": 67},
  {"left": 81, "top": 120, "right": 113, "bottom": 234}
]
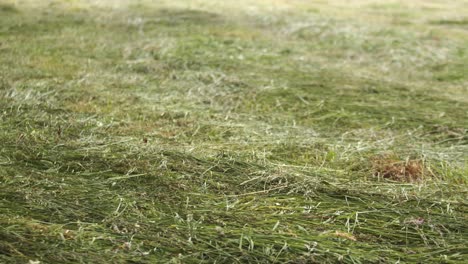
[{"left": 0, "top": 0, "right": 467, "bottom": 263}]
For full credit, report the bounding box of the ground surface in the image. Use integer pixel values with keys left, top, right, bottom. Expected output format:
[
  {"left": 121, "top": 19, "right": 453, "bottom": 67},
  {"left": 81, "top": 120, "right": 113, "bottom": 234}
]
[{"left": 1, "top": 0, "right": 467, "bottom": 263}]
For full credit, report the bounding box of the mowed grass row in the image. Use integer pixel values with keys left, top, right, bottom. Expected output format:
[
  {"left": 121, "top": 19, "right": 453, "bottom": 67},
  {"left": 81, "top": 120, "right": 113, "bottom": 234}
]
[{"left": 0, "top": 0, "right": 467, "bottom": 263}]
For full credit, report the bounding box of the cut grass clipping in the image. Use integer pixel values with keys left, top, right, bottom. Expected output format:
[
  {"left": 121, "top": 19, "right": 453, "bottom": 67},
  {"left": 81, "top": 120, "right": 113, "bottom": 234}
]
[{"left": 1, "top": 0, "right": 467, "bottom": 263}]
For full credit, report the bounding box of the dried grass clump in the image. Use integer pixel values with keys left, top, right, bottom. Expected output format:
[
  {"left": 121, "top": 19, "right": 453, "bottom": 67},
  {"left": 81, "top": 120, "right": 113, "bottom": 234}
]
[{"left": 372, "top": 155, "right": 429, "bottom": 182}]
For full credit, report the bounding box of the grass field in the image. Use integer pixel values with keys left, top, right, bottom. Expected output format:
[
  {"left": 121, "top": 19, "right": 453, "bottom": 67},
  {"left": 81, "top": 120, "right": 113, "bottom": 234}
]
[{"left": 1, "top": 0, "right": 467, "bottom": 263}]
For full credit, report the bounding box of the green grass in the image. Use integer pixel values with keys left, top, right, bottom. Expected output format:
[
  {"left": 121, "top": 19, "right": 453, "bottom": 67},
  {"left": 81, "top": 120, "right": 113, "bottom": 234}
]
[{"left": 1, "top": 0, "right": 467, "bottom": 263}]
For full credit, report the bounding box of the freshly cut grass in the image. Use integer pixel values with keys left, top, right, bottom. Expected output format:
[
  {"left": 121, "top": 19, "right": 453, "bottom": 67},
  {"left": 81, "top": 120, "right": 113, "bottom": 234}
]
[{"left": 1, "top": 0, "right": 467, "bottom": 263}]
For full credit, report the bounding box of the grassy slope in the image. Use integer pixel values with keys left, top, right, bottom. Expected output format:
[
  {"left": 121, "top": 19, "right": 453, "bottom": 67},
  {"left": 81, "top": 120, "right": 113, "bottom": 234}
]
[{"left": 1, "top": 0, "right": 467, "bottom": 263}]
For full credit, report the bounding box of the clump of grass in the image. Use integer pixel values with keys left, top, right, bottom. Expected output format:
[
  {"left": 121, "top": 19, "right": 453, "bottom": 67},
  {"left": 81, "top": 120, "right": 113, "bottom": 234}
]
[
  {"left": 371, "top": 154, "right": 430, "bottom": 182},
  {"left": 430, "top": 18, "right": 468, "bottom": 26},
  {"left": 0, "top": 3, "right": 18, "bottom": 13}
]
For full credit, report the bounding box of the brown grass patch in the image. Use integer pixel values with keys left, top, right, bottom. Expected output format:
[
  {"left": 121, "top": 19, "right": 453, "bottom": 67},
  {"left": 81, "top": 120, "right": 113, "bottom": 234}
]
[{"left": 372, "top": 155, "right": 428, "bottom": 182}]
